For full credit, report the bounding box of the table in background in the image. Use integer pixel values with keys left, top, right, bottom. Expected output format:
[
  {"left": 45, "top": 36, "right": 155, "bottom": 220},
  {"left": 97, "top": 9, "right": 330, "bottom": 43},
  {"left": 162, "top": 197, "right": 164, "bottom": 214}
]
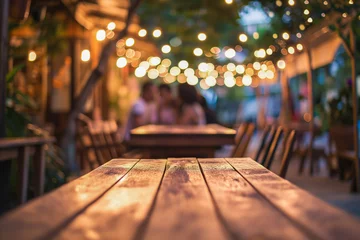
[
  {"left": 128, "top": 124, "right": 236, "bottom": 158},
  {"left": 1, "top": 158, "right": 360, "bottom": 239}
]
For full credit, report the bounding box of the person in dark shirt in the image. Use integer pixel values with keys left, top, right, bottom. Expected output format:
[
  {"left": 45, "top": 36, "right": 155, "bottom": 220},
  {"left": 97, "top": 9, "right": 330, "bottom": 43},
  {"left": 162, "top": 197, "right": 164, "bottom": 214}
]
[{"left": 198, "top": 95, "right": 217, "bottom": 124}]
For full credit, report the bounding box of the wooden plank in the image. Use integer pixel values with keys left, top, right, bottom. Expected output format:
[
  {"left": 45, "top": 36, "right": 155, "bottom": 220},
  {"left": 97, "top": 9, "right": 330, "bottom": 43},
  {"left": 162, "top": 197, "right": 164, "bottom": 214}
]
[
  {"left": 17, "top": 146, "right": 30, "bottom": 204},
  {"left": 198, "top": 158, "right": 309, "bottom": 239},
  {"left": 227, "top": 158, "right": 360, "bottom": 240},
  {"left": 55, "top": 159, "right": 166, "bottom": 240},
  {"left": 33, "top": 144, "right": 46, "bottom": 196},
  {"left": 143, "top": 158, "right": 229, "bottom": 240},
  {"left": 0, "top": 159, "right": 138, "bottom": 240},
  {"left": 0, "top": 137, "right": 56, "bottom": 149}
]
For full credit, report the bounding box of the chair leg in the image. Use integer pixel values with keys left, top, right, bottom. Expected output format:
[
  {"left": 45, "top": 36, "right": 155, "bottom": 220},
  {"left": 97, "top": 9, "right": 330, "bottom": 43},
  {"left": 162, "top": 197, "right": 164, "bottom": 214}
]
[
  {"left": 298, "top": 149, "right": 307, "bottom": 175},
  {"left": 17, "top": 146, "right": 30, "bottom": 204},
  {"left": 33, "top": 145, "right": 46, "bottom": 197}
]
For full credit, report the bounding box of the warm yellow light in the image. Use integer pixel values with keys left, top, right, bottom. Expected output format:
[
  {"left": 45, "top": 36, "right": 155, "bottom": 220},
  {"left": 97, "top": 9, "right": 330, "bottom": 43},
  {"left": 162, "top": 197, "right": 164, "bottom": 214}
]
[
  {"left": 257, "top": 49, "right": 266, "bottom": 58},
  {"left": 107, "top": 22, "right": 116, "bottom": 31},
  {"left": 81, "top": 49, "right": 90, "bottom": 62},
  {"left": 273, "top": 33, "right": 278, "bottom": 39},
  {"left": 177, "top": 73, "right": 187, "bottom": 83},
  {"left": 205, "top": 76, "right": 216, "bottom": 87},
  {"left": 242, "top": 75, "right": 252, "bottom": 86},
  {"left": 225, "top": 0, "right": 233, "bottom": 4},
  {"left": 178, "top": 60, "right": 189, "bottom": 70},
  {"left": 282, "top": 32, "right": 290, "bottom": 40},
  {"left": 170, "top": 66, "right": 181, "bottom": 76},
  {"left": 299, "top": 24, "right": 305, "bottom": 31},
  {"left": 296, "top": 33, "right": 302, "bottom": 38},
  {"left": 304, "top": 9, "right": 310, "bottom": 15},
  {"left": 161, "top": 59, "right": 172, "bottom": 67},
  {"left": 193, "top": 48, "right": 203, "bottom": 56},
  {"left": 266, "top": 48, "right": 273, "bottom": 55},
  {"left": 161, "top": 45, "right": 171, "bottom": 54},
  {"left": 258, "top": 70, "right": 266, "bottom": 79},
  {"left": 200, "top": 79, "right": 210, "bottom": 90},
  {"left": 225, "top": 48, "right": 236, "bottom": 59},
  {"left": 296, "top": 43, "right": 303, "bottom": 51},
  {"left": 138, "top": 29, "right": 147, "bottom": 37},
  {"left": 198, "top": 62, "right": 209, "bottom": 72},
  {"left": 148, "top": 69, "right": 159, "bottom": 79},
  {"left": 266, "top": 70, "right": 275, "bottom": 79},
  {"left": 288, "top": 0, "right": 295, "bottom": 6},
  {"left": 245, "top": 68, "right": 254, "bottom": 76},
  {"left": 184, "top": 68, "right": 195, "bottom": 77},
  {"left": 224, "top": 71, "right": 234, "bottom": 78},
  {"left": 28, "top": 51, "right": 37, "bottom": 62},
  {"left": 236, "top": 65, "right": 245, "bottom": 74},
  {"left": 135, "top": 67, "right": 146, "bottom": 77},
  {"left": 277, "top": 60, "right": 286, "bottom": 69},
  {"left": 96, "top": 30, "right": 106, "bottom": 41},
  {"left": 209, "top": 70, "right": 219, "bottom": 78},
  {"left": 253, "top": 62, "right": 261, "bottom": 70},
  {"left": 239, "top": 34, "right": 248, "bottom": 42},
  {"left": 307, "top": 17, "right": 313, "bottom": 23},
  {"left": 149, "top": 57, "right": 161, "bottom": 66},
  {"left": 187, "top": 75, "right": 198, "bottom": 85},
  {"left": 165, "top": 74, "right": 176, "bottom": 84},
  {"left": 198, "top": 33, "right": 207, "bottom": 41},
  {"left": 276, "top": 0, "right": 282, "bottom": 7},
  {"left": 125, "top": 38, "right": 135, "bottom": 47},
  {"left": 288, "top": 46, "right": 295, "bottom": 54},
  {"left": 116, "top": 57, "right": 127, "bottom": 68},
  {"left": 139, "top": 61, "right": 150, "bottom": 70},
  {"left": 207, "top": 63, "right": 215, "bottom": 71},
  {"left": 153, "top": 29, "right": 162, "bottom": 38},
  {"left": 224, "top": 77, "right": 235, "bottom": 87},
  {"left": 253, "top": 32, "right": 259, "bottom": 39}
]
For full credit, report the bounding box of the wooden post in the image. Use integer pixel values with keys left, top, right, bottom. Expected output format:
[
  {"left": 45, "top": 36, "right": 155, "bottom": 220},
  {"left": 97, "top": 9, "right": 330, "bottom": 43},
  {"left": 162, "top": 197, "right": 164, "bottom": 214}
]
[
  {"left": 17, "top": 146, "right": 30, "bottom": 204},
  {"left": 306, "top": 48, "right": 315, "bottom": 176},
  {"left": 33, "top": 144, "right": 46, "bottom": 196}
]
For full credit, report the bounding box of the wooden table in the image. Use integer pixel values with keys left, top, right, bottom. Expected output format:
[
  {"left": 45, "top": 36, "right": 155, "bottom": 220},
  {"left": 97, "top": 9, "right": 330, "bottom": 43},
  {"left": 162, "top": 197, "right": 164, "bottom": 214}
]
[
  {"left": 129, "top": 124, "right": 236, "bottom": 158},
  {"left": 1, "top": 158, "right": 360, "bottom": 239}
]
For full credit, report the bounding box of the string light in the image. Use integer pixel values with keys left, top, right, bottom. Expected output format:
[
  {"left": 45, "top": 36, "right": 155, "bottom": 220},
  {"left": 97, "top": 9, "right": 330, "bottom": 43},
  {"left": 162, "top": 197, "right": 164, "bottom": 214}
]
[
  {"left": 227, "top": 63, "right": 236, "bottom": 71},
  {"left": 225, "top": 0, "right": 233, "bottom": 4},
  {"left": 96, "top": 30, "right": 106, "bottom": 41},
  {"left": 148, "top": 69, "right": 159, "bottom": 79},
  {"left": 184, "top": 68, "right": 195, "bottom": 77},
  {"left": 116, "top": 57, "right": 127, "bottom": 68},
  {"left": 224, "top": 48, "right": 236, "bottom": 58},
  {"left": 187, "top": 75, "right": 198, "bottom": 85},
  {"left": 253, "top": 32, "right": 259, "bottom": 39},
  {"left": 236, "top": 65, "right": 245, "bottom": 74},
  {"left": 304, "top": 9, "right": 310, "bottom": 15},
  {"left": 282, "top": 32, "right": 290, "bottom": 40},
  {"left": 296, "top": 43, "right": 303, "bottom": 51},
  {"left": 28, "top": 51, "right": 36, "bottom": 62},
  {"left": 277, "top": 60, "right": 286, "bottom": 69},
  {"left": 276, "top": 0, "right": 282, "bottom": 7},
  {"left": 323, "top": 1, "right": 328, "bottom": 6},
  {"left": 299, "top": 24, "right": 305, "bottom": 30},
  {"left": 224, "top": 77, "right": 235, "bottom": 87},
  {"left": 288, "top": 0, "right": 295, "bottom": 6},
  {"left": 138, "top": 29, "right": 147, "bottom": 37},
  {"left": 273, "top": 33, "right": 278, "bottom": 39},
  {"left": 178, "top": 60, "right": 189, "bottom": 69},
  {"left": 307, "top": 17, "right": 313, "bottom": 23},
  {"left": 125, "top": 38, "right": 135, "bottom": 47},
  {"left": 198, "top": 33, "right": 207, "bottom": 41},
  {"left": 170, "top": 66, "right": 181, "bottom": 76},
  {"left": 149, "top": 57, "right": 161, "bottom": 66},
  {"left": 107, "top": 22, "right": 116, "bottom": 30},
  {"left": 81, "top": 49, "right": 90, "bottom": 62},
  {"left": 205, "top": 76, "right": 216, "bottom": 87},
  {"left": 239, "top": 34, "right": 248, "bottom": 42},
  {"left": 288, "top": 46, "right": 295, "bottom": 54},
  {"left": 193, "top": 48, "right": 203, "bottom": 56},
  {"left": 135, "top": 67, "right": 146, "bottom": 77},
  {"left": 242, "top": 75, "right": 252, "bottom": 86},
  {"left": 161, "top": 45, "right": 171, "bottom": 54},
  {"left": 153, "top": 29, "right": 162, "bottom": 38}
]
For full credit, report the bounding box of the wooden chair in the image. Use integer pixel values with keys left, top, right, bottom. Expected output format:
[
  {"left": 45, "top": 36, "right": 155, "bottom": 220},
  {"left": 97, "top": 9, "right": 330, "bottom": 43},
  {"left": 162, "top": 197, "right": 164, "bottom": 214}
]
[
  {"left": 278, "top": 130, "right": 297, "bottom": 178},
  {"left": 230, "top": 123, "right": 248, "bottom": 157},
  {"left": 257, "top": 126, "right": 277, "bottom": 165},
  {"left": 254, "top": 125, "right": 271, "bottom": 161},
  {"left": 263, "top": 126, "right": 284, "bottom": 169},
  {"left": 232, "top": 123, "right": 255, "bottom": 157}
]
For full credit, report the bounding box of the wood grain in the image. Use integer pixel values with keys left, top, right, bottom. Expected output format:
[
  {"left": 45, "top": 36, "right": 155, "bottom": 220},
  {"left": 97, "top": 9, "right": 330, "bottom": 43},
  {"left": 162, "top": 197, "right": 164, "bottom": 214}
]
[
  {"left": 199, "top": 158, "right": 309, "bottom": 239},
  {"left": 227, "top": 158, "right": 360, "bottom": 240},
  {"left": 0, "top": 137, "right": 55, "bottom": 149},
  {"left": 143, "top": 158, "right": 229, "bottom": 240},
  {"left": 0, "top": 159, "right": 138, "bottom": 240},
  {"left": 55, "top": 159, "right": 166, "bottom": 240}
]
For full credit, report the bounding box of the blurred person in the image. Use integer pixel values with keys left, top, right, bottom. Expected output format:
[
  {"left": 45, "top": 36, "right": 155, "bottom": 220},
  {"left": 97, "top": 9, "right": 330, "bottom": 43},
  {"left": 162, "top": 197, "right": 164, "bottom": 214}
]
[
  {"left": 177, "top": 83, "right": 206, "bottom": 125},
  {"left": 198, "top": 95, "right": 217, "bottom": 124},
  {"left": 158, "top": 84, "right": 177, "bottom": 125},
  {"left": 124, "top": 81, "right": 158, "bottom": 140}
]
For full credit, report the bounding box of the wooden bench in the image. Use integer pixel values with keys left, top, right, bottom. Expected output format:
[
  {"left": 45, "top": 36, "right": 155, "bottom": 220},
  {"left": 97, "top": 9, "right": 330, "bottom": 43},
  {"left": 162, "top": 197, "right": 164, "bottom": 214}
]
[
  {"left": 1, "top": 157, "right": 359, "bottom": 239},
  {"left": 0, "top": 137, "right": 56, "bottom": 204}
]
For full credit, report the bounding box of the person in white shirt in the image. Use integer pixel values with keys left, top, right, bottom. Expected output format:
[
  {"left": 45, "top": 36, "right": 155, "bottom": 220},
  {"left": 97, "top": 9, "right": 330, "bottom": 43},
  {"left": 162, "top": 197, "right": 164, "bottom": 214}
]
[{"left": 124, "top": 81, "right": 158, "bottom": 140}]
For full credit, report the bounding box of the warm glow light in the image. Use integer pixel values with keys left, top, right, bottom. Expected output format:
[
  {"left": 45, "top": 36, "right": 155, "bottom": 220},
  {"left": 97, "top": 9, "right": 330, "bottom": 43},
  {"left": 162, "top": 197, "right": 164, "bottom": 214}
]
[
  {"left": 161, "top": 59, "right": 172, "bottom": 67},
  {"left": 184, "top": 68, "right": 195, "bottom": 77},
  {"left": 107, "top": 22, "right": 116, "bottom": 30},
  {"left": 277, "top": 60, "right": 286, "bottom": 69},
  {"left": 149, "top": 57, "right": 161, "bottom": 66},
  {"left": 273, "top": 33, "right": 278, "bottom": 39},
  {"left": 198, "top": 33, "right": 207, "bottom": 41},
  {"left": 239, "top": 34, "right": 248, "bottom": 42},
  {"left": 153, "top": 29, "right": 162, "bottom": 38},
  {"left": 187, "top": 75, "right": 198, "bottom": 85},
  {"left": 200, "top": 79, "right": 210, "bottom": 90},
  {"left": 225, "top": 48, "right": 236, "bottom": 58},
  {"left": 96, "top": 30, "right": 106, "bottom": 41},
  {"left": 165, "top": 74, "right": 176, "bottom": 83},
  {"left": 282, "top": 32, "right": 290, "bottom": 40},
  {"left": 224, "top": 77, "right": 235, "bottom": 87},
  {"left": 28, "top": 51, "right": 37, "bottom": 62},
  {"left": 226, "top": 63, "right": 235, "bottom": 71},
  {"left": 148, "top": 69, "right": 159, "bottom": 79},
  {"left": 170, "top": 66, "right": 181, "bottom": 76},
  {"left": 135, "top": 67, "right": 146, "bottom": 77},
  {"left": 138, "top": 29, "right": 147, "bottom": 37},
  {"left": 224, "top": 71, "right": 234, "bottom": 78},
  {"left": 193, "top": 48, "right": 203, "bottom": 56},
  {"left": 253, "top": 32, "right": 259, "bottom": 39},
  {"left": 207, "top": 63, "right": 215, "bottom": 71},
  {"left": 209, "top": 70, "right": 218, "bottom": 78},
  {"left": 242, "top": 75, "right": 252, "bottom": 86},
  {"left": 266, "top": 70, "right": 275, "bottom": 79},
  {"left": 205, "top": 76, "right": 216, "bottom": 87},
  {"left": 288, "top": 46, "right": 295, "bottom": 54},
  {"left": 299, "top": 24, "right": 305, "bottom": 31},
  {"left": 125, "top": 38, "right": 135, "bottom": 47},
  {"left": 178, "top": 60, "right": 189, "bottom": 70},
  {"left": 225, "top": 0, "right": 233, "bottom": 4},
  {"left": 198, "top": 62, "right": 209, "bottom": 72},
  {"left": 116, "top": 57, "right": 127, "bottom": 68},
  {"left": 258, "top": 70, "right": 266, "bottom": 79},
  {"left": 81, "top": 49, "right": 90, "bottom": 62},
  {"left": 161, "top": 45, "right": 171, "bottom": 54},
  {"left": 266, "top": 48, "right": 273, "bottom": 55},
  {"left": 253, "top": 62, "right": 261, "bottom": 70},
  {"left": 257, "top": 49, "right": 266, "bottom": 58},
  {"left": 139, "top": 61, "right": 150, "bottom": 70},
  {"left": 304, "top": 9, "right": 310, "bottom": 15},
  {"left": 296, "top": 43, "right": 303, "bottom": 51},
  {"left": 307, "top": 17, "right": 313, "bottom": 23},
  {"left": 288, "top": 0, "right": 295, "bottom": 6},
  {"left": 236, "top": 65, "right": 245, "bottom": 74},
  {"left": 177, "top": 74, "right": 186, "bottom": 83}
]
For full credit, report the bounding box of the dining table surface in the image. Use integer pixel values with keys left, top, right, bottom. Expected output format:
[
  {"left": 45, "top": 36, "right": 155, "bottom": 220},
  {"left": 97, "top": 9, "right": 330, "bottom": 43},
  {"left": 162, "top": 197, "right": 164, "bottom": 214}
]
[
  {"left": 128, "top": 124, "right": 236, "bottom": 158},
  {"left": 1, "top": 157, "right": 360, "bottom": 240}
]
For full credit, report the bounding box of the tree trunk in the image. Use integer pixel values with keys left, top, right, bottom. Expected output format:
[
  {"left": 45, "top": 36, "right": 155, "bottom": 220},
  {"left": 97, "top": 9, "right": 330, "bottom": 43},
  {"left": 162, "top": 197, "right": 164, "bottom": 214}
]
[
  {"left": 60, "top": 0, "right": 142, "bottom": 173},
  {"left": 306, "top": 48, "right": 315, "bottom": 175}
]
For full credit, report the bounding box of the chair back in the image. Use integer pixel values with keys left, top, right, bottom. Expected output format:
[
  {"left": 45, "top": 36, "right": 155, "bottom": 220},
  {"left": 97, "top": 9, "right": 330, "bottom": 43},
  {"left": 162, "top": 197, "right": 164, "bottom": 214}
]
[
  {"left": 254, "top": 125, "right": 271, "bottom": 162},
  {"left": 263, "top": 126, "right": 284, "bottom": 169},
  {"left": 230, "top": 123, "right": 248, "bottom": 157},
  {"left": 232, "top": 123, "right": 255, "bottom": 157},
  {"left": 279, "top": 130, "right": 296, "bottom": 178},
  {"left": 258, "top": 126, "right": 276, "bottom": 165}
]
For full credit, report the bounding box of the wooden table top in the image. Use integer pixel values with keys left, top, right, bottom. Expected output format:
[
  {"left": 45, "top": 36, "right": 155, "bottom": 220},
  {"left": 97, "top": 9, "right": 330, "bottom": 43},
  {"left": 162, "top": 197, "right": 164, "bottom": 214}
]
[
  {"left": 1, "top": 158, "right": 360, "bottom": 240},
  {"left": 131, "top": 124, "right": 236, "bottom": 136}
]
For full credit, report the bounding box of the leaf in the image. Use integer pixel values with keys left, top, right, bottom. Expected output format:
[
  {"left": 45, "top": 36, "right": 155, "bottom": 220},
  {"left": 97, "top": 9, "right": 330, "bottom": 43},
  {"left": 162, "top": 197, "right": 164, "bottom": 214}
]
[{"left": 6, "top": 64, "right": 25, "bottom": 83}]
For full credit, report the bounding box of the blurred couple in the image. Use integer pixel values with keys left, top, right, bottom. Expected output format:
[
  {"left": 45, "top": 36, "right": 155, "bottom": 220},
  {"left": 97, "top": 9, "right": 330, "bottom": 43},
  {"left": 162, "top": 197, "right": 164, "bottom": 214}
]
[{"left": 124, "top": 81, "right": 216, "bottom": 140}]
